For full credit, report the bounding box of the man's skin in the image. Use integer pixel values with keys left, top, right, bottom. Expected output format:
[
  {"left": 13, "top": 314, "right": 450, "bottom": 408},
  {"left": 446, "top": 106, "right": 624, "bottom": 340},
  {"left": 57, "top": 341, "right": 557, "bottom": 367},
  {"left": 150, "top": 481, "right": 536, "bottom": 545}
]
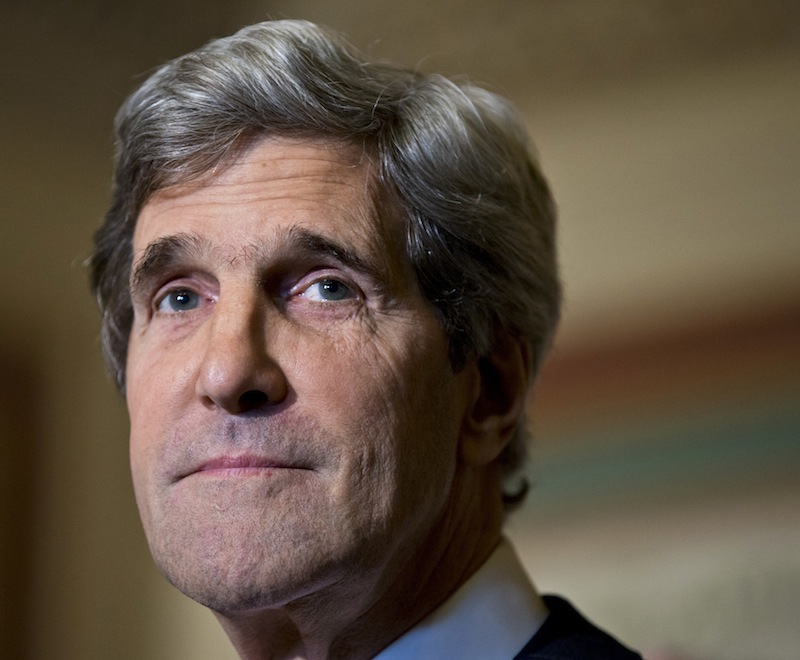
[{"left": 125, "top": 136, "right": 530, "bottom": 659}]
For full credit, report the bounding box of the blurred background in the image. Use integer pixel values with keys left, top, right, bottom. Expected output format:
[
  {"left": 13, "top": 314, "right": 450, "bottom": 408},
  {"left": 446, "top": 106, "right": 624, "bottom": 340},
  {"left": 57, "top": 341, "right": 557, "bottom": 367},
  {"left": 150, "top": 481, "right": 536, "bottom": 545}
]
[{"left": 2, "top": 1, "right": 799, "bottom": 658}]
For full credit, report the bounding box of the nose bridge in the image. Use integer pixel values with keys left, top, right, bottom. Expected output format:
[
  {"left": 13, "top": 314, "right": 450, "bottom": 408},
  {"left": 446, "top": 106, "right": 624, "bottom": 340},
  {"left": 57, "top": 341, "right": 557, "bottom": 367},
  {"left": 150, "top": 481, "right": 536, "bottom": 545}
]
[
  {"left": 210, "top": 291, "right": 262, "bottom": 365},
  {"left": 196, "top": 287, "right": 286, "bottom": 412}
]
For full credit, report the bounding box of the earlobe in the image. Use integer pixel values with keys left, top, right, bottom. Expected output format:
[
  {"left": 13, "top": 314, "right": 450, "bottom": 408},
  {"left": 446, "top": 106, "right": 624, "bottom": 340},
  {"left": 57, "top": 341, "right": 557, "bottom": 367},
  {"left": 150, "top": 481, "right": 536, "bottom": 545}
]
[{"left": 459, "top": 333, "right": 532, "bottom": 466}]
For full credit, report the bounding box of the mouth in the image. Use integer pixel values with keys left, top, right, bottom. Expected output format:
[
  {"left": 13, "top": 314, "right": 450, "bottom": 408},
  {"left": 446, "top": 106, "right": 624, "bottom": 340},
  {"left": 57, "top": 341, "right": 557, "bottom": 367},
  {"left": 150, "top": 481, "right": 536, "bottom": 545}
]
[{"left": 180, "top": 455, "right": 313, "bottom": 480}]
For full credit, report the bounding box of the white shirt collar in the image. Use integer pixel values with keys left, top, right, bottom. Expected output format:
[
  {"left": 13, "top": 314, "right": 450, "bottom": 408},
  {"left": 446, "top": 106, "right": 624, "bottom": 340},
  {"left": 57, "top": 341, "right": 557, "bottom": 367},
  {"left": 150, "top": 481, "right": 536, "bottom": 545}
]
[{"left": 374, "top": 538, "right": 548, "bottom": 659}]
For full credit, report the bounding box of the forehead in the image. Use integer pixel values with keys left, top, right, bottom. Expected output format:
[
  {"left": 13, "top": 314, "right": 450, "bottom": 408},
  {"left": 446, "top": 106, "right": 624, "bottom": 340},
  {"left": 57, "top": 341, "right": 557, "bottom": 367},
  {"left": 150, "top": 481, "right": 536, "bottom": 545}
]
[{"left": 132, "top": 137, "right": 404, "bottom": 266}]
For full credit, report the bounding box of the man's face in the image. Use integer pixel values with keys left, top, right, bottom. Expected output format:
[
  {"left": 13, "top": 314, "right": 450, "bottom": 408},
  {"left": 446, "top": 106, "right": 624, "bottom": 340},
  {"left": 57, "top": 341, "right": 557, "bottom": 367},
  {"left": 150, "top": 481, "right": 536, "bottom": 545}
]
[{"left": 125, "top": 138, "right": 477, "bottom": 615}]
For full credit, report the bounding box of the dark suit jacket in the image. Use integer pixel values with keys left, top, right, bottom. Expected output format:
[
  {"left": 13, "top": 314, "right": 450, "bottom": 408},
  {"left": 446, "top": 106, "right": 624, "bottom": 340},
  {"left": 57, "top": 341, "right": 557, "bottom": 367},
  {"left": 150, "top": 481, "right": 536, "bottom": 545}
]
[{"left": 513, "top": 596, "right": 642, "bottom": 659}]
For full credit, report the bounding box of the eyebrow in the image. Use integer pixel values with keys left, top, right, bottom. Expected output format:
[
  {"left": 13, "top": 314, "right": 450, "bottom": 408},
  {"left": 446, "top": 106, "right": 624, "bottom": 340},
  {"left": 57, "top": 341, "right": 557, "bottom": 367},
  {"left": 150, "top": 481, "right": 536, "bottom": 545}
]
[
  {"left": 286, "top": 226, "right": 385, "bottom": 281},
  {"left": 130, "top": 233, "right": 208, "bottom": 304},
  {"left": 129, "top": 226, "right": 391, "bottom": 303}
]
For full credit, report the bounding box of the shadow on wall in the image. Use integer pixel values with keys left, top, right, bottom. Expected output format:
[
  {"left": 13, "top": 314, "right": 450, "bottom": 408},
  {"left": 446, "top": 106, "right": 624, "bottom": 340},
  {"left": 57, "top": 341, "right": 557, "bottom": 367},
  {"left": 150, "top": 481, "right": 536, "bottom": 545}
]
[{"left": 0, "top": 337, "right": 41, "bottom": 660}]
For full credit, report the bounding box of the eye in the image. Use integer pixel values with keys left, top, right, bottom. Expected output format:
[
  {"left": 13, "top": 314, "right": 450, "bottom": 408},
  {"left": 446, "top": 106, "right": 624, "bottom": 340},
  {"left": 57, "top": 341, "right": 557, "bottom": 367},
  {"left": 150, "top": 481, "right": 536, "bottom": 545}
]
[
  {"left": 156, "top": 288, "right": 201, "bottom": 313},
  {"left": 302, "top": 278, "right": 354, "bottom": 302}
]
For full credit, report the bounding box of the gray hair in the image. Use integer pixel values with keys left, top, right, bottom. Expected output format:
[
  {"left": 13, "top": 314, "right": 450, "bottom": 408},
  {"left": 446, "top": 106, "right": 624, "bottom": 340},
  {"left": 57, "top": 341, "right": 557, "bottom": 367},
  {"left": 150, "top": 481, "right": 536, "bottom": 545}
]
[{"left": 89, "top": 20, "right": 561, "bottom": 507}]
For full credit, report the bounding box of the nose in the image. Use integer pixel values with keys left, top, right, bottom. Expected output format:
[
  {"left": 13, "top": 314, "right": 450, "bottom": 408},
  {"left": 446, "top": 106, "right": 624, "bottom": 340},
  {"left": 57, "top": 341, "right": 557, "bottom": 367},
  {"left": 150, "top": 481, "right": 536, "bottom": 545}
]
[{"left": 195, "top": 295, "right": 288, "bottom": 414}]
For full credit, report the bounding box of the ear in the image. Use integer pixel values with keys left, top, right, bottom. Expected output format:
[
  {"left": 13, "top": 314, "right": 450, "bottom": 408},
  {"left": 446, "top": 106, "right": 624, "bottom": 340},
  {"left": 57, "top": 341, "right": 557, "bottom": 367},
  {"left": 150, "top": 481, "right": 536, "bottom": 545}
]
[{"left": 459, "top": 332, "right": 532, "bottom": 467}]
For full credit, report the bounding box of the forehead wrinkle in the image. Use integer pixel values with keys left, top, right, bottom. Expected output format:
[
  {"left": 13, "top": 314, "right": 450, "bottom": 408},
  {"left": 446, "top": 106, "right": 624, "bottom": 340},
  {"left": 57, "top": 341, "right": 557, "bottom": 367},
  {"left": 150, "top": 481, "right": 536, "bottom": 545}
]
[
  {"left": 131, "top": 141, "right": 413, "bottom": 295},
  {"left": 225, "top": 224, "right": 394, "bottom": 290}
]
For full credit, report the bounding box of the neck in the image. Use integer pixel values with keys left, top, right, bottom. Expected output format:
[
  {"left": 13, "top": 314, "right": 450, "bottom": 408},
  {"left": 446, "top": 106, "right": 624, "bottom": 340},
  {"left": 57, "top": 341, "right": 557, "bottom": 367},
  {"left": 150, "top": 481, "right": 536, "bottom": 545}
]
[{"left": 215, "top": 467, "right": 505, "bottom": 659}]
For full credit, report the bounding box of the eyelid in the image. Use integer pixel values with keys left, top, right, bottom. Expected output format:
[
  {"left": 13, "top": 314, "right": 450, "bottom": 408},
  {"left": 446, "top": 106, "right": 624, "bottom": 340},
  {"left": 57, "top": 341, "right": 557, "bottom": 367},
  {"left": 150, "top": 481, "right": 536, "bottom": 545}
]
[
  {"left": 150, "top": 277, "right": 216, "bottom": 315},
  {"left": 305, "top": 279, "right": 355, "bottom": 303},
  {"left": 153, "top": 283, "right": 194, "bottom": 304},
  {"left": 292, "top": 269, "right": 361, "bottom": 294}
]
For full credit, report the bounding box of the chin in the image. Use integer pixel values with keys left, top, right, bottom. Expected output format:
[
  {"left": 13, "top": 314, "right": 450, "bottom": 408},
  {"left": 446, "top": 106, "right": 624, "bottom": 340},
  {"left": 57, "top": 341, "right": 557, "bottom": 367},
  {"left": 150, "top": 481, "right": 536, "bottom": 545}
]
[
  {"left": 152, "top": 530, "right": 360, "bottom": 617},
  {"left": 161, "top": 556, "right": 305, "bottom": 615}
]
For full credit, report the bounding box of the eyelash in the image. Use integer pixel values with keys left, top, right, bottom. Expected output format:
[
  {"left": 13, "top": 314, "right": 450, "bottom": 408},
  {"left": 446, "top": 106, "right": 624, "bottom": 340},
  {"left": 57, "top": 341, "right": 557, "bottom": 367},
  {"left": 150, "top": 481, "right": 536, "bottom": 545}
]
[
  {"left": 297, "top": 277, "right": 357, "bottom": 303},
  {"left": 286, "top": 266, "right": 363, "bottom": 302},
  {"left": 155, "top": 287, "right": 203, "bottom": 314},
  {"left": 149, "top": 271, "right": 360, "bottom": 317}
]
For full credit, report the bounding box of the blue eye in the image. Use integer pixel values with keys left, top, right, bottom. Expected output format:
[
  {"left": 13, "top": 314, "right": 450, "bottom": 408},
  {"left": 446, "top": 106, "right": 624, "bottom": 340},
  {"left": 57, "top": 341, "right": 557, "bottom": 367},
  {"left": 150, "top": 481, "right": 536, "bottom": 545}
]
[
  {"left": 306, "top": 279, "right": 352, "bottom": 302},
  {"left": 158, "top": 289, "right": 200, "bottom": 313}
]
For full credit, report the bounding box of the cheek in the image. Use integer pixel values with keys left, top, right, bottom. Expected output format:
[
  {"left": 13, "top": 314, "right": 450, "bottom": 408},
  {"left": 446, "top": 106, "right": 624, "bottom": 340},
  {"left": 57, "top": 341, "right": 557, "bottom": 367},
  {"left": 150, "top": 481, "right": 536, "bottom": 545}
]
[
  {"left": 125, "top": 342, "right": 181, "bottom": 489},
  {"left": 126, "top": 385, "right": 160, "bottom": 516},
  {"left": 289, "top": 324, "right": 397, "bottom": 409},
  {"left": 333, "top": 331, "right": 461, "bottom": 500},
  {"left": 126, "top": 331, "right": 196, "bottom": 430},
  {"left": 126, "top": 367, "right": 151, "bottom": 474}
]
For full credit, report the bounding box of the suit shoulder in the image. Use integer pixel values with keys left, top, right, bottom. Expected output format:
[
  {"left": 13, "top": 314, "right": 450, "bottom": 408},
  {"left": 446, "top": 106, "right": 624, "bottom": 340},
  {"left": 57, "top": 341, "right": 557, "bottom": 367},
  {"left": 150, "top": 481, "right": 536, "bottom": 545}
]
[{"left": 514, "top": 595, "right": 642, "bottom": 660}]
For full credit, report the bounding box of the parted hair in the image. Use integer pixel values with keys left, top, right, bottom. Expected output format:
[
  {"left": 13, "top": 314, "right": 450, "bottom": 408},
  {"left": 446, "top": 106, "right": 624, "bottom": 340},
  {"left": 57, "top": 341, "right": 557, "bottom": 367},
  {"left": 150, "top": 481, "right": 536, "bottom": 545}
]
[{"left": 89, "top": 19, "right": 561, "bottom": 506}]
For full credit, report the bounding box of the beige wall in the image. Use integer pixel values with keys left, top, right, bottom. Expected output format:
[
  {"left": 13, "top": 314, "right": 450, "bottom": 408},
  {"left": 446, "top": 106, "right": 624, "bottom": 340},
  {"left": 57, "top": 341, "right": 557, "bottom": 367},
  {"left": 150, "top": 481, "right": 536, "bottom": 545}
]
[{"left": 2, "top": 2, "right": 798, "bottom": 658}]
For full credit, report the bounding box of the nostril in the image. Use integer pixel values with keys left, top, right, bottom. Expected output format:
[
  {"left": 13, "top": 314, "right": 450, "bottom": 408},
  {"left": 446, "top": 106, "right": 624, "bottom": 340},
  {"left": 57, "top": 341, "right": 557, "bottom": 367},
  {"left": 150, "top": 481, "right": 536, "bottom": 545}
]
[{"left": 238, "top": 390, "right": 269, "bottom": 412}]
